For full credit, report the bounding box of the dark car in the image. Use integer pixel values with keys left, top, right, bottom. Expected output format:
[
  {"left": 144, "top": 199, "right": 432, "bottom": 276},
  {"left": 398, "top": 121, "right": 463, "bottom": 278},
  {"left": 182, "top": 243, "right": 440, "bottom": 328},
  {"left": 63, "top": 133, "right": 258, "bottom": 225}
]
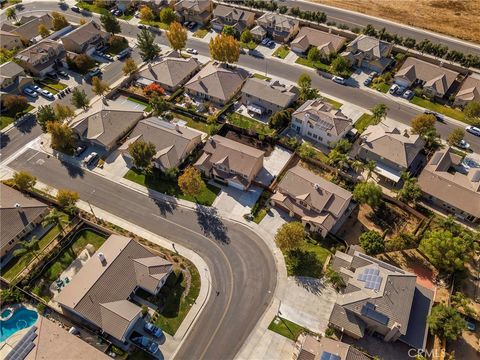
[
  {"left": 363, "top": 77, "right": 372, "bottom": 86},
  {"left": 248, "top": 49, "right": 264, "bottom": 59},
  {"left": 71, "top": 6, "right": 80, "bottom": 12},
  {"left": 131, "top": 336, "right": 158, "bottom": 355},
  {"left": 75, "top": 145, "right": 87, "bottom": 157},
  {"left": 424, "top": 110, "right": 444, "bottom": 122},
  {"left": 116, "top": 48, "right": 131, "bottom": 60},
  {"left": 57, "top": 70, "right": 69, "bottom": 78},
  {"left": 86, "top": 68, "right": 102, "bottom": 79}
]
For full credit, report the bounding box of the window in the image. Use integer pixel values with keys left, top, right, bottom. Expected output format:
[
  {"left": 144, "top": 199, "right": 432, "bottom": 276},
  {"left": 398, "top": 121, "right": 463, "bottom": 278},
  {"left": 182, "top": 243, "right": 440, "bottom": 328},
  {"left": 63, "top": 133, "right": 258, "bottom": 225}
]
[
  {"left": 307, "top": 131, "right": 312, "bottom": 137},
  {"left": 313, "top": 134, "right": 318, "bottom": 139}
]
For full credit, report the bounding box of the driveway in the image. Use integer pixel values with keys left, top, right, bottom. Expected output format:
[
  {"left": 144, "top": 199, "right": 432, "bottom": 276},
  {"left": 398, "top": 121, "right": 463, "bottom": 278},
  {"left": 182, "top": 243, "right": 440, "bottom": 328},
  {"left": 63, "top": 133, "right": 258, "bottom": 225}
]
[
  {"left": 279, "top": 277, "right": 337, "bottom": 334},
  {"left": 340, "top": 102, "right": 368, "bottom": 123},
  {"left": 258, "top": 208, "right": 294, "bottom": 239},
  {"left": 256, "top": 145, "right": 293, "bottom": 186},
  {"left": 212, "top": 183, "right": 263, "bottom": 216}
]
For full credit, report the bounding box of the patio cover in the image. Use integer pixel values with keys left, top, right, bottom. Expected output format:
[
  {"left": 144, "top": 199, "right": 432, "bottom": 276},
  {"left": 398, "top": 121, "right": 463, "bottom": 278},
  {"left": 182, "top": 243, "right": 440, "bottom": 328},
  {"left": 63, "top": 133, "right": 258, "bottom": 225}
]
[
  {"left": 247, "top": 103, "right": 265, "bottom": 115},
  {"left": 375, "top": 162, "right": 401, "bottom": 183}
]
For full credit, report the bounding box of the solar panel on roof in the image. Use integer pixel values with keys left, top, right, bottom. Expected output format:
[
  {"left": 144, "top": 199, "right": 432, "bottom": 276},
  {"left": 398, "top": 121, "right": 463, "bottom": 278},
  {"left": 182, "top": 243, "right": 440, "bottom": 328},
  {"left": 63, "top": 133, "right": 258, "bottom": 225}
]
[
  {"left": 361, "top": 303, "right": 389, "bottom": 325},
  {"left": 320, "top": 351, "right": 341, "bottom": 360}
]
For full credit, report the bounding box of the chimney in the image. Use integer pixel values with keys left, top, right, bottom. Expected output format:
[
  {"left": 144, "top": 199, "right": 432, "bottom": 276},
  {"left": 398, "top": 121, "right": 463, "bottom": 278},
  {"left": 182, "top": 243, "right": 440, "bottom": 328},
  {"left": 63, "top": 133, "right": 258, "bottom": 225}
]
[
  {"left": 403, "top": 129, "right": 409, "bottom": 138},
  {"left": 98, "top": 252, "right": 107, "bottom": 266}
]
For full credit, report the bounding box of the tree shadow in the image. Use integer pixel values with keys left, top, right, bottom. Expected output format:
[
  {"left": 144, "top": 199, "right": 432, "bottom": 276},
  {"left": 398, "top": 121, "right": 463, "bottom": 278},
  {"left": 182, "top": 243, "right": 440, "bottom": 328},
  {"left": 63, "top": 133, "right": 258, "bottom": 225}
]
[
  {"left": 286, "top": 249, "right": 323, "bottom": 278},
  {"left": 59, "top": 158, "right": 84, "bottom": 178},
  {"left": 152, "top": 197, "right": 177, "bottom": 217},
  {"left": 157, "top": 272, "right": 184, "bottom": 319},
  {"left": 15, "top": 115, "right": 37, "bottom": 134},
  {"left": 293, "top": 276, "right": 327, "bottom": 295},
  {"left": 0, "top": 132, "right": 10, "bottom": 150},
  {"left": 195, "top": 205, "right": 230, "bottom": 244}
]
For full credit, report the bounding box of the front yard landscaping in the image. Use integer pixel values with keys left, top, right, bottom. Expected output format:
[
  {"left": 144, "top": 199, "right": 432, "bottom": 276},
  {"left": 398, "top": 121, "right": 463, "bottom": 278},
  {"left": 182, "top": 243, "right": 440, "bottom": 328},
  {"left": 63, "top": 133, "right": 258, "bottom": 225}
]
[
  {"left": 124, "top": 167, "right": 220, "bottom": 206},
  {"left": 193, "top": 28, "right": 209, "bottom": 38},
  {"left": 273, "top": 45, "right": 290, "bottom": 59},
  {"left": 41, "top": 79, "right": 68, "bottom": 92},
  {"left": 296, "top": 56, "right": 330, "bottom": 72},
  {"left": 0, "top": 104, "right": 35, "bottom": 130},
  {"left": 268, "top": 316, "right": 306, "bottom": 341},
  {"left": 252, "top": 73, "right": 271, "bottom": 81},
  {"left": 139, "top": 20, "right": 170, "bottom": 30},
  {"left": 411, "top": 96, "right": 466, "bottom": 123},
  {"left": 240, "top": 41, "right": 257, "bottom": 50},
  {"left": 322, "top": 96, "right": 343, "bottom": 109},
  {"left": 284, "top": 237, "right": 331, "bottom": 278},
  {"left": 227, "top": 113, "right": 276, "bottom": 136},
  {"left": 354, "top": 113, "right": 376, "bottom": 133},
  {"left": 76, "top": 1, "right": 110, "bottom": 15},
  {"left": 370, "top": 81, "right": 390, "bottom": 93}
]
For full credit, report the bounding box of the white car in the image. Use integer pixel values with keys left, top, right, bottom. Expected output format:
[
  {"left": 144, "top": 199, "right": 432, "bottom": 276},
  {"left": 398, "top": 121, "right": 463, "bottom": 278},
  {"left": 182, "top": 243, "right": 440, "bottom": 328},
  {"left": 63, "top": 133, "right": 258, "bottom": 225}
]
[
  {"left": 23, "top": 87, "right": 38, "bottom": 98},
  {"left": 456, "top": 139, "right": 470, "bottom": 150},
  {"left": 389, "top": 84, "right": 399, "bottom": 94},
  {"left": 39, "top": 89, "right": 54, "bottom": 100},
  {"left": 186, "top": 48, "right": 198, "bottom": 55},
  {"left": 466, "top": 125, "right": 480, "bottom": 137},
  {"left": 332, "top": 76, "right": 346, "bottom": 85},
  {"left": 83, "top": 152, "right": 98, "bottom": 166}
]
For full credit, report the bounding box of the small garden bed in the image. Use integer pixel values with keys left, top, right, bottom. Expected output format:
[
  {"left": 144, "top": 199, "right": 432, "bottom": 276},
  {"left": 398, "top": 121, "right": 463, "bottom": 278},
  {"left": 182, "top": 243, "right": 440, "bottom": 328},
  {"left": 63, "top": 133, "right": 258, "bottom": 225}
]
[
  {"left": 411, "top": 96, "right": 466, "bottom": 123},
  {"left": 124, "top": 167, "right": 220, "bottom": 206},
  {"left": 252, "top": 73, "right": 271, "bottom": 81},
  {"left": 268, "top": 316, "right": 306, "bottom": 341},
  {"left": 227, "top": 113, "right": 275, "bottom": 136},
  {"left": 370, "top": 82, "right": 390, "bottom": 93},
  {"left": 193, "top": 28, "right": 209, "bottom": 38},
  {"left": 40, "top": 79, "right": 68, "bottom": 92},
  {"left": 354, "top": 113, "right": 375, "bottom": 133},
  {"left": 240, "top": 41, "right": 257, "bottom": 50},
  {"left": 273, "top": 45, "right": 290, "bottom": 59}
]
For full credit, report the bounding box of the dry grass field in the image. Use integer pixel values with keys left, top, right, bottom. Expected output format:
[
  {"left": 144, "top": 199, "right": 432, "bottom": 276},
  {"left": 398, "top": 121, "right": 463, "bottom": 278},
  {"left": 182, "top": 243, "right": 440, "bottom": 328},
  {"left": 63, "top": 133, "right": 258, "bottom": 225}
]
[{"left": 311, "top": 0, "right": 480, "bottom": 44}]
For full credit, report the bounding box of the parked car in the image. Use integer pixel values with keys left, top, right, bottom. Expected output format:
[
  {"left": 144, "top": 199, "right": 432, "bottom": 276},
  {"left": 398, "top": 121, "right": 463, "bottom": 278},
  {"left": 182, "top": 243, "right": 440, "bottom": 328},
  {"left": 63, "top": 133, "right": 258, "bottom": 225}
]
[
  {"left": 389, "top": 84, "right": 399, "bottom": 94},
  {"left": 261, "top": 38, "right": 269, "bottom": 46},
  {"left": 71, "top": 6, "right": 80, "bottom": 12},
  {"left": 116, "top": 48, "right": 131, "bottom": 60},
  {"left": 23, "top": 87, "right": 38, "bottom": 98},
  {"left": 134, "top": 11, "right": 141, "bottom": 18},
  {"left": 31, "top": 84, "right": 41, "bottom": 92},
  {"left": 131, "top": 336, "right": 158, "bottom": 355},
  {"left": 39, "top": 89, "right": 54, "bottom": 100},
  {"left": 86, "top": 68, "right": 102, "bottom": 79},
  {"left": 187, "top": 22, "right": 196, "bottom": 30},
  {"left": 466, "top": 125, "right": 480, "bottom": 137},
  {"left": 424, "top": 110, "right": 444, "bottom": 122},
  {"left": 57, "top": 70, "right": 69, "bottom": 78},
  {"left": 183, "top": 21, "right": 189, "bottom": 27},
  {"left": 456, "top": 139, "right": 470, "bottom": 150},
  {"left": 332, "top": 76, "right": 346, "bottom": 85},
  {"left": 103, "top": 53, "right": 113, "bottom": 61},
  {"left": 363, "top": 77, "right": 372, "bottom": 86},
  {"left": 466, "top": 317, "right": 476, "bottom": 331},
  {"left": 186, "top": 48, "right": 198, "bottom": 55},
  {"left": 267, "top": 40, "right": 275, "bottom": 48},
  {"left": 138, "top": 24, "right": 145, "bottom": 29},
  {"left": 75, "top": 145, "right": 87, "bottom": 157},
  {"left": 369, "top": 72, "right": 378, "bottom": 79},
  {"left": 83, "top": 152, "right": 98, "bottom": 166},
  {"left": 114, "top": 9, "right": 122, "bottom": 16},
  {"left": 248, "top": 49, "right": 264, "bottom": 58},
  {"left": 46, "top": 71, "right": 58, "bottom": 79},
  {"left": 395, "top": 86, "right": 406, "bottom": 95},
  {"left": 144, "top": 322, "right": 163, "bottom": 338},
  {"left": 402, "top": 90, "right": 413, "bottom": 99},
  {"left": 240, "top": 47, "right": 246, "bottom": 54}
]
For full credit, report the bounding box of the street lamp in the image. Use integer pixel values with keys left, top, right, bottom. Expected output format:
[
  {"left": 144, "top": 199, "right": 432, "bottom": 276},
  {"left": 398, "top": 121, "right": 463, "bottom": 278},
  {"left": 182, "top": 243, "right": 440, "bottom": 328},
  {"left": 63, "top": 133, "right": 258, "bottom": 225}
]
[{"left": 87, "top": 189, "right": 96, "bottom": 218}]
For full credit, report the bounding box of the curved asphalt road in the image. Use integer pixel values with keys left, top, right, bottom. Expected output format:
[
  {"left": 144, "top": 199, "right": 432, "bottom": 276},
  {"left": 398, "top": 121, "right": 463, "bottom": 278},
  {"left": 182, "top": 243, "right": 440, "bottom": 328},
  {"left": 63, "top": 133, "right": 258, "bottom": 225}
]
[{"left": 9, "top": 148, "right": 277, "bottom": 360}]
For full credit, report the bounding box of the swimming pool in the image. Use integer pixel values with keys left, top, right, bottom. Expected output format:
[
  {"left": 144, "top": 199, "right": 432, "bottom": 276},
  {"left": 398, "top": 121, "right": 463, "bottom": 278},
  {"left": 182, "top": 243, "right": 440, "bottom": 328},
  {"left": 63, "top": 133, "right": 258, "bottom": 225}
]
[{"left": 0, "top": 306, "right": 38, "bottom": 342}]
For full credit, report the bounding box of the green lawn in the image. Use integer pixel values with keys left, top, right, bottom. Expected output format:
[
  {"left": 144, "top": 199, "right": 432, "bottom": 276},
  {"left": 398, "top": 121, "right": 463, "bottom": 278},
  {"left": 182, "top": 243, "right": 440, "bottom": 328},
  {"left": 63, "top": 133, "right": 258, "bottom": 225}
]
[
  {"left": 0, "top": 104, "right": 35, "bottom": 130},
  {"left": 268, "top": 316, "right": 305, "bottom": 341},
  {"left": 125, "top": 168, "right": 220, "bottom": 206},
  {"left": 41, "top": 79, "right": 68, "bottom": 91},
  {"left": 252, "top": 73, "right": 271, "bottom": 81},
  {"left": 371, "top": 82, "right": 390, "bottom": 93},
  {"left": 411, "top": 96, "right": 467, "bottom": 123},
  {"left": 76, "top": 1, "right": 110, "bottom": 15},
  {"left": 240, "top": 41, "right": 257, "bottom": 50},
  {"left": 253, "top": 209, "right": 268, "bottom": 224},
  {"left": 170, "top": 111, "right": 212, "bottom": 133},
  {"left": 284, "top": 238, "right": 331, "bottom": 278},
  {"left": 355, "top": 113, "right": 376, "bottom": 133},
  {"left": 227, "top": 113, "right": 276, "bottom": 136},
  {"left": 1, "top": 212, "right": 69, "bottom": 281},
  {"left": 322, "top": 96, "right": 343, "bottom": 109},
  {"left": 193, "top": 28, "right": 209, "bottom": 38},
  {"left": 127, "top": 97, "right": 152, "bottom": 112},
  {"left": 140, "top": 20, "right": 170, "bottom": 30},
  {"left": 295, "top": 57, "right": 330, "bottom": 72},
  {"left": 273, "top": 45, "right": 290, "bottom": 59}
]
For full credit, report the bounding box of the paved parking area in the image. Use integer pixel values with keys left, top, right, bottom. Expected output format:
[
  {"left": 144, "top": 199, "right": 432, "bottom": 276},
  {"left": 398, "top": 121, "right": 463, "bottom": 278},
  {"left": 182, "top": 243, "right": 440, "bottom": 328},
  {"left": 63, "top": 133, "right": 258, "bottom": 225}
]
[
  {"left": 256, "top": 145, "right": 293, "bottom": 185},
  {"left": 255, "top": 42, "right": 279, "bottom": 57},
  {"left": 279, "top": 277, "right": 337, "bottom": 334},
  {"left": 258, "top": 208, "right": 294, "bottom": 239},
  {"left": 237, "top": 330, "right": 295, "bottom": 360},
  {"left": 212, "top": 183, "right": 263, "bottom": 215},
  {"left": 340, "top": 102, "right": 367, "bottom": 123},
  {"left": 115, "top": 95, "right": 148, "bottom": 111}
]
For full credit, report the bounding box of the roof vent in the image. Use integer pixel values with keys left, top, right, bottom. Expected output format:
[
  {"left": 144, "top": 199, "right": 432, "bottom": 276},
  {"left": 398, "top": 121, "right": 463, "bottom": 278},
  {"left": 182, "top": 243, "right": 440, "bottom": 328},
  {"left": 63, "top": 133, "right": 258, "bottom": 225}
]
[
  {"left": 98, "top": 252, "right": 107, "bottom": 266},
  {"left": 403, "top": 129, "right": 409, "bottom": 138},
  {"left": 314, "top": 183, "right": 321, "bottom": 191},
  {"left": 14, "top": 203, "right": 21, "bottom": 208}
]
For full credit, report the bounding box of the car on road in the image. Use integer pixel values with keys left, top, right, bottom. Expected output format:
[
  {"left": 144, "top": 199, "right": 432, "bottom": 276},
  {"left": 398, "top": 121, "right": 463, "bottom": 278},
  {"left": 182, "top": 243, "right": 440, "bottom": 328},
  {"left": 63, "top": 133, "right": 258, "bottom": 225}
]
[
  {"left": 424, "top": 110, "right": 444, "bottom": 122},
  {"left": 131, "top": 336, "right": 158, "bottom": 355},
  {"left": 144, "top": 322, "right": 163, "bottom": 338},
  {"left": 86, "top": 68, "right": 102, "bottom": 79},
  {"left": 186, "top": 48, "right": 198, "bottom": 55},
  {"left": 71, "top": 6, "right": 80, "bottom": 12},
  {"left": 402, "top": 90, "right": 414, "bottom": 99},
  {"left": 456, "top": 139, "right": 470, "bottom": 150},
  {"left": 389, "top": 84, "right": 399, "bottom": 94},
  {"left": 83, "top": 152, "right": 98, "bottom": 166},
  {"left": 39, "top": 89, "right": 54, "bottom": 100},
  {"left": 116, "top": 48, "right": 131, "bottom": 60},
  {"left": 23, "top": 87, "right": 38, "bottom": 98},
  {"left": 138, "top": 24, "right": 145, "bottom": 29},
  {"left": 466, "top": 125, "right": 480, "bottom": 137},
  {"left": 332, "top": 76, "right": 346, "bottom": 85},
  {"left": 363, "top": 77, "right": 372, "bottom": 86},
  {"left": 57, "top": 70, "right": 69, "bottom": 78}
]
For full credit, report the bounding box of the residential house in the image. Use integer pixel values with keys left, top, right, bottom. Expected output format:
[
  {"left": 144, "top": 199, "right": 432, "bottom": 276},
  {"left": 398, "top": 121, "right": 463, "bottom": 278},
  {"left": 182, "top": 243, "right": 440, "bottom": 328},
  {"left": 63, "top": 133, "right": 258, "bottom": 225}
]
[
  {"left": 184, "top": 62, "right": 249, "bottom": 106},
  {"left": 357, "top": 122, "right": 425, "bottom": 183},
  {"left": 14, "top": 39, "right": 66, "bottom": 77},
  {"left": 454, "top": 73, "right": 480, "bottom": 107},
  {"left": 194, "top": 135, "right": 264, "bottom": 190},
  {"left": 56, "top": 234, "right": 173, "bottom": 343},
  {"left": 291, "top": 27, "right": 347, "bottom": 55},
  {"left": 394, "top": 57, "right": 459, "bottom": 98},
  {"left": 240, "top": 78, "right": 299, "bottom": 116},
  {"left": 251, "top": 13, "right": 299, "bottom": 43},
  {"left": 329, "top": 249, "right": 433, "bottom": 350},
  {"left": 61, "top": 21, "right": 109, "bottom": 55},
  {"left": 418, "top": 147, "right": 480, "bottom": 223},
  {"left": 0, "top": 61, "right": 33, "bottom": 95},
  {"left": 116, "top": 0, "right": 135, "bottom": 12},
  {"left": 11, "top": 14, "right": 53, "bottom": 44},
  {"left": 120, "top": 117, "right": 204, "bottom": 171},
  {"left": 211, "top": 5, "right": 255, "bottom": 34},
  {"left": 174, "top": 0, "right": 213, "bottom": 25},
  {"left": 291, "top": 98, "right": 353, "bottom": 147},
  {"left": 135, "top": 51, "right": 201, "bottom": 92},
  {"left": 71, "top": 100, "right": 144, "bottom": 151},
  {"left": 293, "top": 334, "right": 369, "bottom": 360},
  {"left": 0, "top": 184, "right": 49, "bottom": 260},
  {"left": 0, "top": 30, "right": 23, "bottom": 50},
  {"left": 341, "top": 35, "right": 393, "bottom": 73},
  {"left": 270, "top": 165, "right": 352, "bottom": 236}
]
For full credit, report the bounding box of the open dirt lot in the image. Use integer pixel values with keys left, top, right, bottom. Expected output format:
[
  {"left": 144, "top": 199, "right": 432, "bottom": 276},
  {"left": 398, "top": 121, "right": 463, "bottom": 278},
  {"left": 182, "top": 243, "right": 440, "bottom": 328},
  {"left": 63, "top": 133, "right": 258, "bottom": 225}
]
[{"left": 310, "top": 0, "right": 480, "bottom": 43}]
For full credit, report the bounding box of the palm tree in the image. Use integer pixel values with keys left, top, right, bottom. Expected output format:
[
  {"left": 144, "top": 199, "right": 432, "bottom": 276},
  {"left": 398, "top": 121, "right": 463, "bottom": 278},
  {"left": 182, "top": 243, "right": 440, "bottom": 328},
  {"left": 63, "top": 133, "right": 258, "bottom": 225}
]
[
  {"left": 6, "top": 8, "right": 17, "bottom": 22},
  {"left": 350, "top": 160, "right": 365, "bottom": 173},
  {"left": 13, "top": 236, "right": 40, "bottom": 261},
  {"left": 365, "top": 160, "right": 376, "bottom": 180},
  {"left": 42, "top": 209, "right": 67, "bottom": 234},
  {"left": 371, "top": 104, "right": 388, "bottom": 125}
]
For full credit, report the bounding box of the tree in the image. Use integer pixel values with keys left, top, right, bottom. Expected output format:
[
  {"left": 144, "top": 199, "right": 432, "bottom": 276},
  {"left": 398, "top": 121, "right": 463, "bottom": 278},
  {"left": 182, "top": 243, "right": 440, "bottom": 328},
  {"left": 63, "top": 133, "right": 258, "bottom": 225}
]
[
  {"left": 222, "top": 25, "right": 235, "bottom": 37},
  {"left": 149, "top": 94, "right": 169, "bottom": 115},
  {"left": 3, "top": 95, "right": 28, "bottom": 116},
  {"left": 6, "top": 8, "right": 16, "bottom": 22},
  {"left": 307, "top": 46, "right": 321, "bottom": 62},
  {"left": 386, "top": 232, "right": 416, "bottom": 251},
  {"left": 128, "top": 140, "right": 156, "bottom": 169},
  {"left": 166, "top": 21, "right": 187, "bottom": 52},
  {"left": 51, "top": 12, "right": 69, "bottom": 31},
  {"left": 325, "top": 267, "right": 346, "bottom": 290},
  {"left": 371, "top": 104, "right": 388, "bottom": 124},
  {"left": 447, "top": 128, "right": 464, "bottom": 146},
  {"left": 411, "top": 113, "right": 436, "bottom": 136},
  {"left": 268, "top": 109, "right": 293, "bottom": 129},
  {"left": 42, "top": 208, "right": 68, "bottom": 234},
  {"left": 359, "top": 230, "right": 385, "bottom": 255},
  {"left": 12, "top": 171, "right": 36, "bottom": 191},
  {"left": 297, "top": 141, "right": 316, "bottom": 159},
  {"left": 67, "top": 54, "right": 95, "bottom": 73},
  {"left": 423, "top": 128, "right": 442, "bottom": 153},
  {"left": 71, "top": 88, "right": 89, "bottom": 109},
  {"left": 330, "top": 56, "right": 349, "bottom": 75},
  {"left": 427, "top": 304, "right": 466, "bottom": 341},
  {"left": 91, "top": 76, "right": 110, "bottom": 97},
  {"left": 56, "top": 189, "right": 79, "bottom": 212},
  {"left": 13, "top": 236, "right": 41, "bottom": 261},
  {"left": 297, "top": 73, "right": 317, "bottom": 101},
  {"left": 178, "top": 166, "right": 206, "bottom": 199},
  {"left": 0, "top": 47, "right": 16, "bottom": 64},
  {"left": 160, "top": 7, "right": 176, "bottom": 24},
  {"left": 365, "top": 160, "right": 376, "bottom": 180},
  {"left": 79, "top": 19, "right": 87, "bottom": 25},
  {"left": 209, "top": 34, "right": 240, "bottom": 63},
  {"left": 38, "top": 24, "right": 50, "bottom": 38},
  {"left": 122, "top": 58, "right": 138, "bottom": 76},
  {"left": 419, "top": 229, "right": 474, "bottom": 274},
  {"left": 274, "top": 222, "right": 305, "bottom": 252},
  {"left": 144, "top": 83, "right": 165, "bottom": 98},
  {"left": 139, "top": 6, "right": 155, "bottom": 22},
  {"left": 353, "top": 182, "right": 383, "bottom": 209},
  {"left": 54, "top": 103, "right": 75, "bottom": 122},
  {"left": 47, "top": 122, "right": 75, "bottom": 152},
  {"left": 397, "top": 172, "right": 422, "bottom": 205},
  {"left": 240, "top": 29, "right": 252, "bottom": 43},
  {"left": 36, "top": 105, "right": 57, "bottom": 131},
  {"left": 137, "top": 28, "right": 160, "bottom": 61},
  {"left": 100, "top": 12, "right": 121, "bottom": 35},
  {"left": 464, "top": 101, "right": 480, "bottom": 122}
]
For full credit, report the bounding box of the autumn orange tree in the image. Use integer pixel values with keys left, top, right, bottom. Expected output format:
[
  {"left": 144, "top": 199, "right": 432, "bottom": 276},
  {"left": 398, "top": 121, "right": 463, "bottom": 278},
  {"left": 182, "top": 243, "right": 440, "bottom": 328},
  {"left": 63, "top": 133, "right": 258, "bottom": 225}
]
[
  {"left": 166, "top": 21, "right": 187, "bottom": 52},
  {"left": 209, "top": 34, "right": 240, "bottom": 64},
  {"left": 178, "top": 166, "right": 206, "bottom": 200}
]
